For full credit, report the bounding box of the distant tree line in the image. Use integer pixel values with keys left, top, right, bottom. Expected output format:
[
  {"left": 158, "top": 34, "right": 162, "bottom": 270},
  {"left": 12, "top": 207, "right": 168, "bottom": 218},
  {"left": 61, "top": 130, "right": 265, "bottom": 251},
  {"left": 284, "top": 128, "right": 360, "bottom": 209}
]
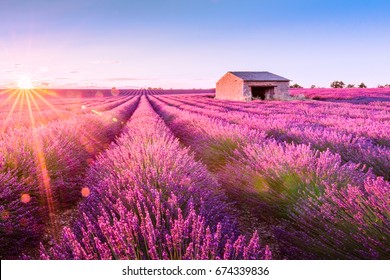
[
  {"left": 290, "top": 83, "right": 303, "bottom": 88},
  {"left": 330, "top": 81, "right": 367, "bottom": 88},
  {"left": 290, "top": 81, "right": 390, "bottom": 88}
]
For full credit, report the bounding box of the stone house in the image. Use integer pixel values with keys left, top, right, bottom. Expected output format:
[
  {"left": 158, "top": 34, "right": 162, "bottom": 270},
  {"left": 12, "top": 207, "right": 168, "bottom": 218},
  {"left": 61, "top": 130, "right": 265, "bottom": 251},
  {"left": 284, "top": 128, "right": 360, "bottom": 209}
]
[{"left": 215, "top": 71, "right": 290, "bottom": 101}]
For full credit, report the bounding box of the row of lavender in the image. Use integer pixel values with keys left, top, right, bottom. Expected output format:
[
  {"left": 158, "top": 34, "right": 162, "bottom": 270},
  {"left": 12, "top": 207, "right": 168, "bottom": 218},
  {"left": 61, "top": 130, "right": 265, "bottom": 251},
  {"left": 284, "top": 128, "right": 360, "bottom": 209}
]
[
  {"left": 166, "top": 95, "right": 390, "bottom": 145},
  {"left": 121, "top": 89, "right": 215, "bottom": 96},
  {"left": 289, "top": 88, "right": 390, "bottom": 103},
  {"left": 149, "top": 95, "right": 390, "bottom": 259},
  {"left": 40, "top": 96, "right": 270, "bottom": 260},
  {"left": 0, "top": 95, "right": 132, "bottom": 133},
  {"left": 0, "top": 96, "right": 140, "bottom": 259},
  {"left": 159, "top": 95, "right": 390, "bottom": 180}
]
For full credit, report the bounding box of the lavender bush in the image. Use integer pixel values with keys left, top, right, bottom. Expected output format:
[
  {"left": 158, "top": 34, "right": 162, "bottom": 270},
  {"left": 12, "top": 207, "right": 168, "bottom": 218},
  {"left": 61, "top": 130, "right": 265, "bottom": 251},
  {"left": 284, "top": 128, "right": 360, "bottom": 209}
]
[
  {"left": 149, "top": 93, "right": 389, "bottom": 259},
  {"left": 2, "top": 88, "right": 388, "bottom": 260},
  {"left": 0, "top": 96, "right": 140, "bottom": 259},
  {"left": 41, "top": 97, "right": 269, "bottom": 260}
]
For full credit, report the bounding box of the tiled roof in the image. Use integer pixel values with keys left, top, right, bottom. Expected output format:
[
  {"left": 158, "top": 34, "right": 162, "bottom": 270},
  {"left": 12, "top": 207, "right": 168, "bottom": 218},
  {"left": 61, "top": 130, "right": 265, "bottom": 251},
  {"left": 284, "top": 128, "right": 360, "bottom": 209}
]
[{"left": 229, "top": 71, "right": 290, "bottom": 81}]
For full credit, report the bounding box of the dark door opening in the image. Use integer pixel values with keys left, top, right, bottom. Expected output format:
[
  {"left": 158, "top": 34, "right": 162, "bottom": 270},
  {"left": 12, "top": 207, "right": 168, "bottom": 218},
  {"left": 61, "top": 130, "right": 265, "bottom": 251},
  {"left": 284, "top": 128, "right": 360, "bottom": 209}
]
[{"left": 251, "top": 87, "right": 274, "bottom": 100}]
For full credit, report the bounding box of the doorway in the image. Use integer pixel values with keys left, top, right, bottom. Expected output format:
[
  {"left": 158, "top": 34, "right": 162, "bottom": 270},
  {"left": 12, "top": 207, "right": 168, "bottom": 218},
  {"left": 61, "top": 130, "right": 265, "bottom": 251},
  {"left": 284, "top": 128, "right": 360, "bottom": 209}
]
[{"left": 251, "top": 86, "right": 274, "bottom": 100}]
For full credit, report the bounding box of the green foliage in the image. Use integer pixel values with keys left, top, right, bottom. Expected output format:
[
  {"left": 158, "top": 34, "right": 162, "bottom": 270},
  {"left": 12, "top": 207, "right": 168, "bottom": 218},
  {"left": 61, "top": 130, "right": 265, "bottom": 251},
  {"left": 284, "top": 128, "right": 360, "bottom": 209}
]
[
  {"left": 290, "top": 83, "right": 303, "bottom": 88},
  {"left": 330, "top": 80, "right": 345, "bottom": 88},
  {"left": 202, "top": 138, "right": 239, "bottom": 171},
  {"left": 358, "top": 83, "right": 367, "bottom": 88}
]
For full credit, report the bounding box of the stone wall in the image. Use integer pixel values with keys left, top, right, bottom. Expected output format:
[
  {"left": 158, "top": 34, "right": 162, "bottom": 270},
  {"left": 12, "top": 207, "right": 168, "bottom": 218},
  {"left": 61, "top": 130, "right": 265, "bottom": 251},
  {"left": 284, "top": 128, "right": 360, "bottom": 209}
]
[
  {"left": 243, "top": 81, "right": 275, "bottom": 101},
  {"left": 243, "top": 81, "right": 290, "bottom": 100},
  {"left": 215, "top": 73, "right": 245, "bottom": 101},
  {"left": 216, "top": 73, "right": 290, "bottom": 101},
  {"left": 273, "top": 82, "right": 290, "bottom": 100}
]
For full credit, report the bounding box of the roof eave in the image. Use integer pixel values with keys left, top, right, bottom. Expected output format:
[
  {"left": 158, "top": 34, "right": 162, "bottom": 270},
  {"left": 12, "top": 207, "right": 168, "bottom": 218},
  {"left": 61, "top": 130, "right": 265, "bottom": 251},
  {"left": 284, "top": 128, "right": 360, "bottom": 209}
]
[{"left": 243, "top": 79, "right": 290, "bottom": 82}]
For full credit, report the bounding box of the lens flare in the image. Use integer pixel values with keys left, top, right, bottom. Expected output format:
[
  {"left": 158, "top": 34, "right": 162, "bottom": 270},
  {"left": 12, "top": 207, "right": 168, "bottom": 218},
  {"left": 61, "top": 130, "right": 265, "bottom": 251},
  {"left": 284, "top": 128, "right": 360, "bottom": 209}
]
[
  {"left": 81, "top": 187, "right": 90, "bottom": 197},
  {"left": 21, "top": 193, "right": 31, "bottom": 203},
  {"left": 0, "top": 210, "right": 10, "bottom": 220}
]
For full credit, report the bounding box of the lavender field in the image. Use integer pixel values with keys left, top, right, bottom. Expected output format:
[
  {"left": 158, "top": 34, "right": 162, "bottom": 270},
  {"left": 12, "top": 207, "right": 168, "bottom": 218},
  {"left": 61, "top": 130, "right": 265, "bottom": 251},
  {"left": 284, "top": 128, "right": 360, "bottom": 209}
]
[{"left": 0, "top": 88, "right": 389, "bottom": 260}]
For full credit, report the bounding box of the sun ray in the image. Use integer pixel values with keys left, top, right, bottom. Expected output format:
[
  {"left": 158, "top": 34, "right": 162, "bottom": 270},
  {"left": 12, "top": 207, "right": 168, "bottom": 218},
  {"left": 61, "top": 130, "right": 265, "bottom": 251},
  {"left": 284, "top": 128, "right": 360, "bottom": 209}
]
[
  {"left": 0, "top": 88, "right": 14, "bottom": 95},
  {"left": 0, "top": 85, "right": 108, "bottom": 241},
  {"left": 17, "top": 89, "right": 26, "bottom": 125},
  {"left": 0, "top": 89, "right": 19, "bottom": 109},
  {"left": 24, "top": 89, "right": 58, "bottom": 238},
  {"left": 0, "top": 87, "right": 67, "bottom": 133},
  {"left": 1, "top": 86, "right": 61, "bottom": 239},
  {"left": 31, "top": 89, "right": 61, "bottom": 112},
  {"left": 28, "top": 92, "right": 46, "bottom": 119},
  {"left": 0, "top": 90, "right": 23, "bottom": 133}
]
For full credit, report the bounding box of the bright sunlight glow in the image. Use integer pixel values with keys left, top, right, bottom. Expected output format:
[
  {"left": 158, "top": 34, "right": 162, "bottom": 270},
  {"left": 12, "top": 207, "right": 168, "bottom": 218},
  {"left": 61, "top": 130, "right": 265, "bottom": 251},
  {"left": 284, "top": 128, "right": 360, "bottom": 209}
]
[{"left": 17, "top": 76, "right": 35, "bottom": 89}]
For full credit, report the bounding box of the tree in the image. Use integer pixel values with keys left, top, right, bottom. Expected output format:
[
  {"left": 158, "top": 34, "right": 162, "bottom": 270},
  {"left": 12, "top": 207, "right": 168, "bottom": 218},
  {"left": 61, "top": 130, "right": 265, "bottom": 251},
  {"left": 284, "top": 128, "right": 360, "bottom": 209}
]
[
  {"left": 330, "top": 80, "right": 345, "bottom": 88},
  {"left": 346, "top": 84, "right": 355, "bottom": 88},
  {"left": 290, "top": 83, "right": 303, "bottom": 88},
  {"left": 310, "top": 85, "right": 316, "bottom": 88},
  {"left": 358, "top": 83, "right": 367, "bottom": 88}
]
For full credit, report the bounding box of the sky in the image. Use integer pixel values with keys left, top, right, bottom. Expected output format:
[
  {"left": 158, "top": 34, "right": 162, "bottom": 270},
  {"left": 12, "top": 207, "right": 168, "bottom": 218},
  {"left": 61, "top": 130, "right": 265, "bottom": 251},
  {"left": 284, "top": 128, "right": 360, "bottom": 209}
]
[{"left": 0, "top": 0, "right": 389, "bottom": 88}]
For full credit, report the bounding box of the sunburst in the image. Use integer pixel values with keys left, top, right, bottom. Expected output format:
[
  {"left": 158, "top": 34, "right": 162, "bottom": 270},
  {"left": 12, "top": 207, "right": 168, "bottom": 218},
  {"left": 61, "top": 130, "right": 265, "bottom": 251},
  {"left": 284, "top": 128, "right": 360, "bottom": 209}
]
[
  {"left": 0, "top": 84, "right": 61, "bottom": 238},
  {"left": 16, "top": 76, "right": 35, "bottom": 89}
]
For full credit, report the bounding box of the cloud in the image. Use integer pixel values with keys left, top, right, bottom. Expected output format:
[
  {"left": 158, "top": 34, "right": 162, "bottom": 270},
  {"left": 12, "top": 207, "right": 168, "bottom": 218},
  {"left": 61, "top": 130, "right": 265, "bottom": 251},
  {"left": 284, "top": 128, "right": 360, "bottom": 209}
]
[
  {"left": 69, "top": 71, "right": 79, "bottom": 74},
  {"left": 37, "top": 82, "right": 50, "bottom": 87}
]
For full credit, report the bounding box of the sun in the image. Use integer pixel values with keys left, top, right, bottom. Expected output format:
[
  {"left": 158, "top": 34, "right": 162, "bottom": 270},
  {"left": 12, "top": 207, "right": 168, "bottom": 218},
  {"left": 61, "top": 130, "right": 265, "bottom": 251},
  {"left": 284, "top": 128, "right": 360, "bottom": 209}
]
[{"left": 17, "top": 76, "right": 35, "bottom": 89}]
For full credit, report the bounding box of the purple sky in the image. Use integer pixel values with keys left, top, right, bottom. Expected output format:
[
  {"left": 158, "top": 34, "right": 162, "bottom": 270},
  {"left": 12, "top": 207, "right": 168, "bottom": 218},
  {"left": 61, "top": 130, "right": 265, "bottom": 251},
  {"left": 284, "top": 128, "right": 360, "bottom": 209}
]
[{"left": 1, "top": 0, "right": 389, "bottom": 88}]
